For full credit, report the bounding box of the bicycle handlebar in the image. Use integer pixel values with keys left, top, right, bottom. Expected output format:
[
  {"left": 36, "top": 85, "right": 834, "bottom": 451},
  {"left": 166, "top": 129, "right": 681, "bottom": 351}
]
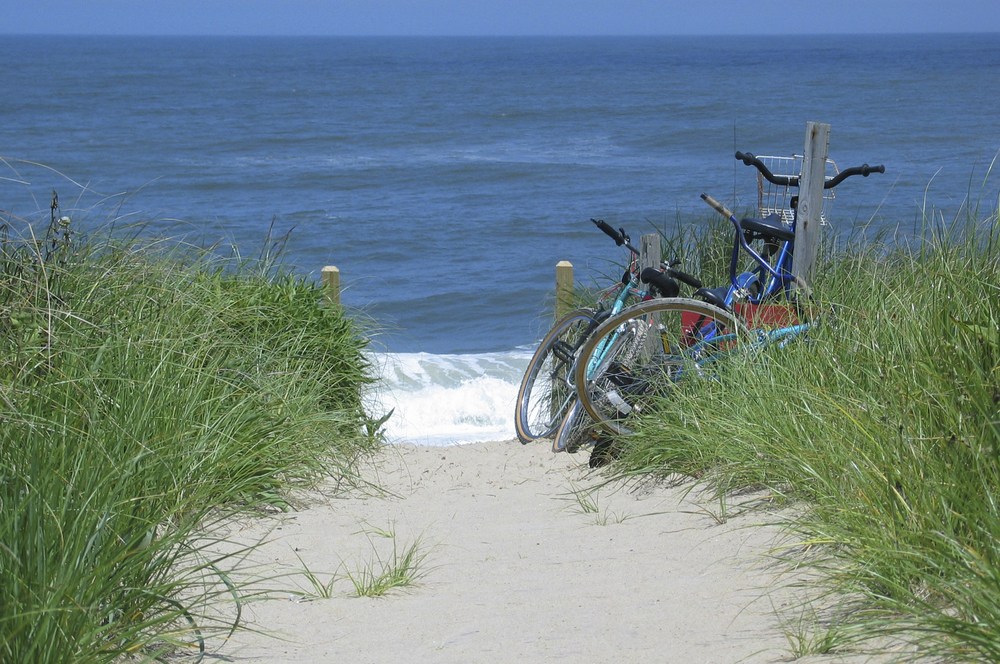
[
  {"left": 592, "top": 218, "right": 701, "bottom": 291},
  {"left": 591, "top": 218, "right": 625, "bottom": 246},
  {"left": 734, "top": 151, "right": 884, "bottom": 189},
  {"left": 735, "top": 151, "right": 794, "bottom": 186},
  {"left": 665, "top": 265, "right": 702, "bottom": 289},
  {"left": 591, "top": 218, "right": 641, "bottom": 256},
  {"left": 824, "top": 163, "right": 885, "bottom": 188},
  {"left": 700, "top": 193, "right": 734, "bottom": 220}
]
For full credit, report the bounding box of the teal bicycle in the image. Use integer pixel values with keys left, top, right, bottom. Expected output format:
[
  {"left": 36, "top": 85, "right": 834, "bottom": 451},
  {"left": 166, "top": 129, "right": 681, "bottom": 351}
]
[{"left": 514, "top": 219, "right": 699, "bottom": 450}]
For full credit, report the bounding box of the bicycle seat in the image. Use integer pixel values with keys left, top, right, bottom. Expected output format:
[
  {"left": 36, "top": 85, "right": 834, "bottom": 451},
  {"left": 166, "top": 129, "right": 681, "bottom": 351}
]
[
  {"left": 640, "top": 267, "right": 679, "bottom": 298},
  {"left": 693, "top": 285, "right": 730, "bottom": 310},
  {"left": 740, "top": 213, "right": 794, "bottom": 243}
]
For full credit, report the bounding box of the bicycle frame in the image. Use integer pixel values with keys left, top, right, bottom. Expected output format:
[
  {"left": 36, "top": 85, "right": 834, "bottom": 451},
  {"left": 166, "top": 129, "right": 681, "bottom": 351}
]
[
  {"left": 560, "top": 250, "right": 648, "bottom": 386},
  {"left": 595, "top": 255, "right": 646, "bottom": 314},
  {"left": 724, "top": 223, "right": 795, "bottom": 305}
]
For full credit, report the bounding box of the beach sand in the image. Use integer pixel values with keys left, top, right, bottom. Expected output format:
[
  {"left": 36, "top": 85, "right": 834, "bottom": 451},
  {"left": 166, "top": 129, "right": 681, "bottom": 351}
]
[{"left": 214, "top": 440, "right": 875, "bottom": 663}]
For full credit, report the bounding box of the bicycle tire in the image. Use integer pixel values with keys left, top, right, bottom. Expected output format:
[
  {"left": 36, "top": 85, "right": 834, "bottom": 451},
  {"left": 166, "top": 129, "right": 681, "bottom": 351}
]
[
  {"left": 515, "top": 308, "right": 597, "bottom": 443},
  {"left": 552, "top": 398, "right": 595, "bottom": 453},
  {"left": 574, "top": 298, "right": 744, "bottom": 436}
]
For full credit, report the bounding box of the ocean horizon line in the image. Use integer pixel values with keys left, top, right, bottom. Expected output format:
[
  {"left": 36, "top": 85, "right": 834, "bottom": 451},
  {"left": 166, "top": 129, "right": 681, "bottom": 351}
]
[{"left": 3, "top": 31, "right": 998, "bottom": 39}]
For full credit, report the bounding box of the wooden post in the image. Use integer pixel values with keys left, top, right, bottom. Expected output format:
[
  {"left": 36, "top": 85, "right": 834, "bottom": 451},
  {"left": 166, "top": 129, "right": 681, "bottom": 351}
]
[
  {"left": 555, "top": 260, "right": 574, "bottom": 321},
  {"left": 639, "top": 233, "right": 661, "bottom": 274},
  {"left": 638, "top": 233, "right": 662, "bottom": 352},
  {"left": 794, "top": 121, "right": 831, "bottom": 289},
  {"left": 321, "top": 265, "right": 340, "bottom": 307}
]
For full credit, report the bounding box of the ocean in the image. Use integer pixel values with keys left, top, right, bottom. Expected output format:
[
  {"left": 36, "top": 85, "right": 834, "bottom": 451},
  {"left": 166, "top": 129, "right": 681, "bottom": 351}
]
[{"left": 2, "top": 34, "right": 998, "bottom": 444}]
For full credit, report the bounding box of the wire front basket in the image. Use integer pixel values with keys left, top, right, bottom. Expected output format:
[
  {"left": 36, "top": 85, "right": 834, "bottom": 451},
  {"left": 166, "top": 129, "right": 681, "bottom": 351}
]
[{"left": 756, "top": 155, "right": 839, "bottom": 226}]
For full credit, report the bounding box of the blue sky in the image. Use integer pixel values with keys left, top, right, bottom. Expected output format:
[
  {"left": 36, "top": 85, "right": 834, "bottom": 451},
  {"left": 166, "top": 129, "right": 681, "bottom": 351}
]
[{"left": 2, "top": 0, "right": 998, "bottom": 35}]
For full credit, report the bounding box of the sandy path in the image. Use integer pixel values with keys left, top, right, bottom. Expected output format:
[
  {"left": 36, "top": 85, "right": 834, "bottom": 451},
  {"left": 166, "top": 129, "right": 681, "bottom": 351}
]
[{"left": 213, "top": 440, "right": 869, "bottom": 663}]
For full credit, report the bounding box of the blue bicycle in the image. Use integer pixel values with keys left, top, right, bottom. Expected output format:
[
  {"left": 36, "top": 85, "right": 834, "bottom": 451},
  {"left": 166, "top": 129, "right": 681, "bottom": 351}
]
[{"left": 574, "top": 151, "right": 884, "bottom": 437}]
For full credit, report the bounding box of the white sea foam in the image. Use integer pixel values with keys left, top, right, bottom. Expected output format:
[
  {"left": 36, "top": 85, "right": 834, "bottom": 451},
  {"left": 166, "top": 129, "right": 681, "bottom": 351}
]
[{"left": 365, "top": 350, "right": 534, "bottom": 446}]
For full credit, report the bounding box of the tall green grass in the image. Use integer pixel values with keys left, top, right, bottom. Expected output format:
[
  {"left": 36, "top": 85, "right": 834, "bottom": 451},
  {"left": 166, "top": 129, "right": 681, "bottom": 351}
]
[
  {"left": 610, "top": 200, "right": 1000, "bottom": 660},
  {"left": 1, "top": 204, "right": 378, "bottom": 662}
]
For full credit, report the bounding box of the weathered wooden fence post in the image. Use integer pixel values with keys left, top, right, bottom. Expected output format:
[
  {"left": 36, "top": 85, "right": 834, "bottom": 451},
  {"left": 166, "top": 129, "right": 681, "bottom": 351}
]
[
  {"left": 639, "top": 233, "right": 661, "bottom": 275},
  {"left": 638, "top": 233, "right": 662, "bottom": 351},
  {"left": 794, "top": 121, "right": 831, "bottom": 290},
  {"left": 555, "top": 260, "right": 574, "bottom": 321},
  {"left": 321, "top": 265, "right": 340, "bottom": 307}
]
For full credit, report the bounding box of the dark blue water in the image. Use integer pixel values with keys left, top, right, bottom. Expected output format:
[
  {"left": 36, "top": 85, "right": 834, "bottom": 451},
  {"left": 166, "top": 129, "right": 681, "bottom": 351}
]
[{"left": 2, "top": 34, "right": 999, "bottom": 357}]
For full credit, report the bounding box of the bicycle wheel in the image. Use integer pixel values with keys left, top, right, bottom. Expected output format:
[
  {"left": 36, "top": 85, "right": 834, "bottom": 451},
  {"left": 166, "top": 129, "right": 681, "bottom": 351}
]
[
  {"left": 552, "top": 399, "right": 596, "bottom": 453},
  {"left": 575, "top": 298, "right": 744, "bottom": 436},
  {"left": 515, "top": 308, "right": 597, "bottom": 443}
]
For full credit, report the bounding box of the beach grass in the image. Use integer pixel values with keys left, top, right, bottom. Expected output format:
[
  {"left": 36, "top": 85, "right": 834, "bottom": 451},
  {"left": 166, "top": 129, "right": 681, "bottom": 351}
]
[
  {"left": 293, "top": 521, "right": 430, "bottom": 599},
  {"left": 341, "top": 524, "right": 430, "bottom": 597},
  {"left": 602, "top": 191, "right": 1000, "bottom": 661},
  {"left": 0, "top": 202, "right": 380, "bottom": 662}
]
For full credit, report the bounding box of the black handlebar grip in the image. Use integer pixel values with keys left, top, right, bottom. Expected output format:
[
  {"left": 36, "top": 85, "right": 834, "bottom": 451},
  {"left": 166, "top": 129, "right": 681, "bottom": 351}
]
[
  {"left": 824, "top": 163, "right": 887, "bottom": 188},
  {"left": 640, "top": 268, "right": 679, "bottom": 298},
  {"left": 735, "top": 151, "right": 795, "bottom": 186},
  {"left": 667, "top": 267, "right": 703, "bottom": 290},
  {"left": 591, "top": 218, "right": 625, "bottom": 246},
  {"left": 852, "top": 164, "right": 886, "bottom": 178}
]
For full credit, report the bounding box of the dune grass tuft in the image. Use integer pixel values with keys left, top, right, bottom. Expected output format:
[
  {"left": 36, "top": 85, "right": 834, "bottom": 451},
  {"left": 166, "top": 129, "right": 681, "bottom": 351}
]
[
  {"left": 603, "top": 193, "right": 1000, "bottom": 661},
  {"left": 1, "top": 196, "right": 381, "bottom": 662}
]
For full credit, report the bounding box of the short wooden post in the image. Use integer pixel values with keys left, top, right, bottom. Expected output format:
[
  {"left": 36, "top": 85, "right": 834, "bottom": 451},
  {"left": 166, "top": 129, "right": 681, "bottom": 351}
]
[
  {"left": 321, "top": 265, "right": 340, "bottom": 307},
  {"left": 638, "top": 233, "right": 662, "bottom": 352},
  {"left": 794, "top": 121, "right": 831, "bottom": 289},
  {"left": 555, "top": 260, "right": 574, "bottom": 321},
  {"left": 639, "top": 233, "right": 661, "bottom": 274}
]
